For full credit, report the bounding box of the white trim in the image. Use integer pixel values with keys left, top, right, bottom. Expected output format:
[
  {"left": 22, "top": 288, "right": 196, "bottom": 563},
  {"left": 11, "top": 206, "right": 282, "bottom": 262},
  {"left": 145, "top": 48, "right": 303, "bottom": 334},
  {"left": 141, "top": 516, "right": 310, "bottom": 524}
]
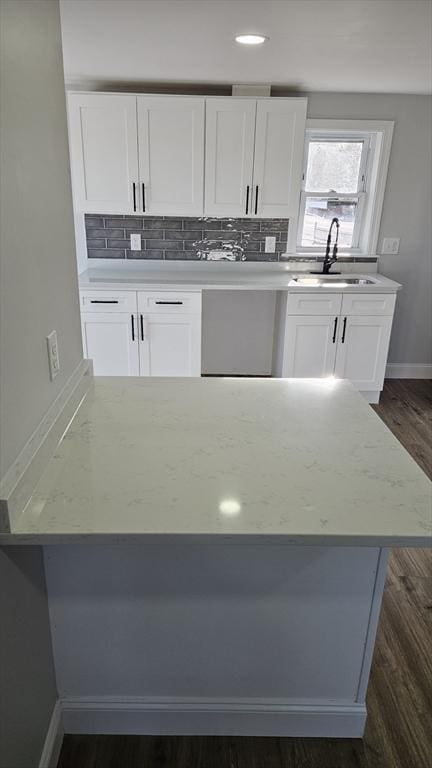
[
  {"left": 60, "top": 696, "right": 366, "bottom": 738},
  {"left": 38, "top": 701, "right": 64, "bottom": 768},
  {"left": 0, "top": 359, "right": 93, "bottom": 532},
  {"left": 73, "top": 209, "right": 88, "bottom": 275},
  {"left": 385, "top": 363, "right": 432, "bottom": 379},
  {"left": 294, "top": 119, "right": 394, "bottom": 258},
  {"left": 360, "top": 390, "right": 381, "bottom": 404},
  {"left": 356, "top": 548, "right": 390, "bottom": 701}
]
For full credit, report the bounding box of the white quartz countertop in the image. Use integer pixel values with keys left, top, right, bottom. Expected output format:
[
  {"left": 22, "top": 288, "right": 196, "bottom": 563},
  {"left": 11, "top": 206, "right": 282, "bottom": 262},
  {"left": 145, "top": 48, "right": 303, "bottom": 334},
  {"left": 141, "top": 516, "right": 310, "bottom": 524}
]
[
  {"left": 8, "top": 378, "right": 430, "bottom": 545},
  {"left": 79, "top": 266, "right": 401, "bottom": 293}
]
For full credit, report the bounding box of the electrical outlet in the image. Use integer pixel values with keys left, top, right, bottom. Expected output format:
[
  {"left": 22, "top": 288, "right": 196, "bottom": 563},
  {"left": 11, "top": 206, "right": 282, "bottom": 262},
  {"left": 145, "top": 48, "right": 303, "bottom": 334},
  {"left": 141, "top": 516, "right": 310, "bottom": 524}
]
[
  {"left": 130, "top": 233, "right": 141, "bottom": 251},
  {"left": 46, "top": 331, "right": 60, "bottom": 380},
  {"left": 382, "top": 237, "right": 400, "bottom": 255},
  {"left": 265, "top": 236, "right": 276, "bottom": 253}
]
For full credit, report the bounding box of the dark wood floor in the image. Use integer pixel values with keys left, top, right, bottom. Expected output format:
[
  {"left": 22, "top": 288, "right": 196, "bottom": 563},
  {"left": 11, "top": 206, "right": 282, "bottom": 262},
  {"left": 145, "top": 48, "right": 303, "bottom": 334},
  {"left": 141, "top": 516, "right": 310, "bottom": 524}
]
[{"left": 57, "top": 380, "right": 432, "bottom": 768}]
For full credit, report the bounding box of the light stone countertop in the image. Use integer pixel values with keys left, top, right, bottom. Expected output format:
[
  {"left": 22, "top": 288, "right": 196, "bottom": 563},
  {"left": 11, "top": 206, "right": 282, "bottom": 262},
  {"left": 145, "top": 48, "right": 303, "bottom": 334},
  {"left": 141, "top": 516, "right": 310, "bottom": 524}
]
[
  {"left": 7, "top": 377, "right": 431, "bottom": 545},
  {"left": 78, "top": 266, "right": 401, "bottom": 293}
]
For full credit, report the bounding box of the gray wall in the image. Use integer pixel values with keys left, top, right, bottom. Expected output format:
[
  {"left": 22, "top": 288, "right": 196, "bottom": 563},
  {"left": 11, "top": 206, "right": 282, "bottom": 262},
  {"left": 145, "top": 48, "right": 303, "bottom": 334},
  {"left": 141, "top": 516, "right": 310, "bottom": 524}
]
[
  {"left": 305, "top": 92, "right": 432, "bottom": 368},
  {"left": 0, "top": 548, "right": 58, "bottom": 768},
  {"left": 0, "top": 0, "right": 83, "bottom": 478},
  {"left": 0, "top": 1, "right": 85, "bottom": 764}
]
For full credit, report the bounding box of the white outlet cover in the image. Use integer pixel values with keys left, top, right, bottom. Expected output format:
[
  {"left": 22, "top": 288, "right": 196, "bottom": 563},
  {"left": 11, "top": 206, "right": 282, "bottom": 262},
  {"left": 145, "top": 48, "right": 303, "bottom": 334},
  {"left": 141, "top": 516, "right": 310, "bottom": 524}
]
[
  {"left": 382, "top": 237, "right": 400, "bottom": 255},
  {"left": 130, "top": 233, "right": 141, "bottom": 251},
  {"left": 46, "top": 330, "right": 60, "bottom": 380},
  {"left": 265, "top": 236, "right": 276, "bottom": 253}
]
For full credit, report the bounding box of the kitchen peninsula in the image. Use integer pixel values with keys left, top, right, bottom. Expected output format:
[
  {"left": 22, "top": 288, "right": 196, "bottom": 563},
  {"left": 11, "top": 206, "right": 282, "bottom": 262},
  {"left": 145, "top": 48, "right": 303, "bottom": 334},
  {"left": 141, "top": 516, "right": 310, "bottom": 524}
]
[{"left": 1, "top": 376, "right": 429, "bottom": 738}]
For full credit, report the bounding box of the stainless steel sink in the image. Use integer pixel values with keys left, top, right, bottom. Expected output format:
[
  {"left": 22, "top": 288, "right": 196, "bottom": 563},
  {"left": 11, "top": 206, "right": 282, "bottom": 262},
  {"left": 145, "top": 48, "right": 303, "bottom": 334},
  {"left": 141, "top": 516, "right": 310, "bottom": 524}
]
[{"left": 292, "top": 277, "right": 376, "bottom": 286}]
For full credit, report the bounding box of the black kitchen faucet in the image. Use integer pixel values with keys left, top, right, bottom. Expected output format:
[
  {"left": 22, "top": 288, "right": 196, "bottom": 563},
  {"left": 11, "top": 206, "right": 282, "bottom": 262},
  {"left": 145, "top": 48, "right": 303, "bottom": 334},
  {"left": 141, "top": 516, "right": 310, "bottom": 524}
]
[{"left": 322, "top": 217, "right": 340, "bottom": 274}]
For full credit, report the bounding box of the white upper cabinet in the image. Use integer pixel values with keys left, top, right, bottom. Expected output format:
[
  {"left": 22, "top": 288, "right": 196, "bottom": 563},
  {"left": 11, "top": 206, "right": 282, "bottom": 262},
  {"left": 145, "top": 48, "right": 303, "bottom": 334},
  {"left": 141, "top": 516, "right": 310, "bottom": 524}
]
[
  {"left": 68, "top": 93, "right": 307, "bottom": 219},
  {"left": 253, "top": 99, "right": 307, "bottom": 218},
  {"left": 137, "top": 97, "right": 204, "bottom": 216},
  {"left": 204, "top": 97, "right": 307, "bottom": 218},
  {"left": 204, "top": 99, "right": 256, "bottom": 217},
  {"left": 68, "top": 94, "right": 139, "bottom": 214}
]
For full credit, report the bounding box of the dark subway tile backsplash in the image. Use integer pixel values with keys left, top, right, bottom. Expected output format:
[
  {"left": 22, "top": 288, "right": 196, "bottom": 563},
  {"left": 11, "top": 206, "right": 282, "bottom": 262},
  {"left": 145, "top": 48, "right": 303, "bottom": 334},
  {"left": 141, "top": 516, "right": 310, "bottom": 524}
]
[{"left": 85, "top": 215, "right": 290, "bottom": 262}]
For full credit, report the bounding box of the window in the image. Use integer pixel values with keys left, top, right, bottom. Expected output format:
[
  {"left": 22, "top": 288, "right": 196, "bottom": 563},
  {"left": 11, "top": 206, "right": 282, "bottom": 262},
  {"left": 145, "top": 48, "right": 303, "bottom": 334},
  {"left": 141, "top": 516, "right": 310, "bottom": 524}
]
[{"left": 294, "top": 121, "right": 394, "bottom": 257}]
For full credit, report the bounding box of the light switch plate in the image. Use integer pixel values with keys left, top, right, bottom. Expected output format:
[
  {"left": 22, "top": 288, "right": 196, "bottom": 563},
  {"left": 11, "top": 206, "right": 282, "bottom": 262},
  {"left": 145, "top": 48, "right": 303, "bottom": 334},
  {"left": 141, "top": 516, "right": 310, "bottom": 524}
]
[
  {"left": 265, "top": 236, "right": 276, "bottom": 253},
  {"left": 382, "top": 237, "right": 400, "bottom": 255},
  {"left": 46, "top": 331, "right": 60, "bottom": 380},
  {"left": 130, "top": 233, "right": 141, "bottom": 251}
]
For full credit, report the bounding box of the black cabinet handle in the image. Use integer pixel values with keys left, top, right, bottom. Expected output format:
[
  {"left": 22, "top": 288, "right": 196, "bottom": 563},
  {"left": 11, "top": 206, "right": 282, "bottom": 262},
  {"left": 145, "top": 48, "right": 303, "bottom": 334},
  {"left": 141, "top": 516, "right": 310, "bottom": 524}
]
[
  {"left": 131, "top": 314, "right": 135, "bottom": 341},
  {"left": 254, "top": 185, "right": 259, "bottom": 215},
  {"left": 142, "top": 183, "right": 146, "bottom": 212},
  {"left": 140, "top": 314, "right": 144, "bottom": 341},
  {"left": 132, "top": 183, "right": 137, "bottom": 212},
  {"left": 155, "top": 300, "right": 183, "bottom": 305},
  {"left": 90, "top": 300, "right": 118, "bottom": 304},
  {"left": 332, "top": 316, "right": 338, "bottom": 343},
  {"left": 341, "top": 317, "right": 347, "bottom": 343},
  {"left": 245, "top": 185, "right": 250, "bottom": 215}
]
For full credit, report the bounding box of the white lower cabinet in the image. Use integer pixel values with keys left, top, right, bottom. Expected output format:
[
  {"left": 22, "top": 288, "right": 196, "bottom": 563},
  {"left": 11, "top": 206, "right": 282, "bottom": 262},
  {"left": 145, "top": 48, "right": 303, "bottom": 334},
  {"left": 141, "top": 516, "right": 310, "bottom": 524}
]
[
  {"left": 283, "top": 315, "right": 338, "bottom": 378},
  {"left": 81, "top": 290, "right": 202, "bottom": 377},
  {"left": 334, "top": 315, "right": 393, "bottom": 391},
  {"left": 139, "top": 314, "right": 201, "bottom": 376},
  {"left": 280, "top": 292, "right": 396, "bottom": 397},
  {"left": 81, "top": 312, "right": 140, "bottom": 376}
]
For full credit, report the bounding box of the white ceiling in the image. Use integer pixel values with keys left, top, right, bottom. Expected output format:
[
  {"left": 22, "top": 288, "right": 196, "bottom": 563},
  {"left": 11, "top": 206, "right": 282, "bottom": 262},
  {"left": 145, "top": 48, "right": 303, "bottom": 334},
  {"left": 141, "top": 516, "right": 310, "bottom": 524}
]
[{"left": 60, "top": 0, "right": 432, "bottom": 94}]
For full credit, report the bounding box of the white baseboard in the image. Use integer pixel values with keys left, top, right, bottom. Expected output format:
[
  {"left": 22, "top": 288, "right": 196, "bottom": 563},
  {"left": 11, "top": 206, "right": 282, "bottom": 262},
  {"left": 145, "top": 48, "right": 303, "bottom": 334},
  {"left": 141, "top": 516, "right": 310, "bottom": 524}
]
[
  {"left": 360, "top": 390, "right": 380, "bottom": 404},
  {"left": 39, "top": 701, "right": 64, "bottom": 768},
  {"left": 385, "top": 363, "right": 432, "bottom": 379},
  {"left": 0, "top": 359, "right": 92, "bottom": 532},
  {"left": 60, "top": 696, "right": 366, "bottom": 738}
]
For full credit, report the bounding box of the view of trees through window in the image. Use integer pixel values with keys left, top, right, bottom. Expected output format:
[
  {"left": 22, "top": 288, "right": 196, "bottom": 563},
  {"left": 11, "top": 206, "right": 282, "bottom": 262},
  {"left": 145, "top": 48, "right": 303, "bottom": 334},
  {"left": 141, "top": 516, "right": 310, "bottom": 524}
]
[{"left": 300, "top": 139, "right": 365, "bottom": 248}]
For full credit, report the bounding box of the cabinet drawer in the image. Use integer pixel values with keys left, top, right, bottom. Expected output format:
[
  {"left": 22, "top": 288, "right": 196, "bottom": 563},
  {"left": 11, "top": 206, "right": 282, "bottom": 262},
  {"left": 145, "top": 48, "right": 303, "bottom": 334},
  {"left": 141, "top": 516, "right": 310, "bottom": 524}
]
[
  {"left": 287, "top": 292, "right": 342, "bottom": 316},
  {"left": 80, "top": 290, "right": 137, "bottom": 312},
  {"left": 341, "top": 293, "right": 396, "bottom": 316},
  {"left": 138, "top": 291, "right": 202, "bottom": 314}
]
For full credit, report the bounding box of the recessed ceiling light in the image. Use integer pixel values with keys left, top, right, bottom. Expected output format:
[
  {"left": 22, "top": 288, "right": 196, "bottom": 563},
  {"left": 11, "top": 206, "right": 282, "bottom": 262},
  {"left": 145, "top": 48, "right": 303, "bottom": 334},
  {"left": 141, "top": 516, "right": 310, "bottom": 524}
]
[
  {"left": 235, "top": 34, "right": 268, "bottom": 45},
  {"left": 219, "top": 499, "right": 242, "bottom": 517}
]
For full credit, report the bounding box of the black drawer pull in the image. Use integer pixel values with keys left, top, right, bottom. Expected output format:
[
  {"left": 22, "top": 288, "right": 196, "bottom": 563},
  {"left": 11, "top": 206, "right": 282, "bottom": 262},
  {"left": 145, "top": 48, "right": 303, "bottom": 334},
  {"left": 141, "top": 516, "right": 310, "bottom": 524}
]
[
  {"left": 90, "top": 300, "right": 119, "bottom": 304},
  {"left": 341, "top": 317, "right": 347, "bottom": 343},
  {"left": 332, "top": 316, "right": 338, "bottom": 343},
  {"left": 131, "top": 314, "right": 135, "bottom": 341},
  {"left": 140, "top": 314, "right": 144, "bottom": 341},
  {"left": 155, "top": 300, "right": 183, "bottom": 305}
]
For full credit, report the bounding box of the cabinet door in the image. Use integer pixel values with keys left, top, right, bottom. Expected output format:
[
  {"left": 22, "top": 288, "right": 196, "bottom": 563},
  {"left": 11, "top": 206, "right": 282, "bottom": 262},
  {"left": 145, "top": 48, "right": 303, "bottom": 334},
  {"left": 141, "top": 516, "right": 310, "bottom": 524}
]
[
  {"left": 282, "top": 315, "right": 338, "bottom": 377},
  {"left": 81, "top": 312, "right": 139, "bottom": 376},
  {"left": 204, "top": 99, "right": 256, "bottom": 217},
  {"left": 68, "top": 94, "right": 139, "bottom": 214},
  {"left": 335, "top": 315, "right": 393, "bottom": 391},
  {"left": 139, "top": 314, "right": 201, "bottom": 377},
  {"left": 253, "top": 99, "right": 307, "bottom": 218},
  {"left": 137, "top": 97, "right": 204, "bottom": 216}
]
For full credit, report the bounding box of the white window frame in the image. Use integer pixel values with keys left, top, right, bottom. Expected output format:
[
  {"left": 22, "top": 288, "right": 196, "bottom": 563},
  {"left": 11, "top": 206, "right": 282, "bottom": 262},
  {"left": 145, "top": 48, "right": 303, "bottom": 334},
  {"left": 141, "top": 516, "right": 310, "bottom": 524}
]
[{"left": 288, "top": 120, "right": 394, "bottom": 257}]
